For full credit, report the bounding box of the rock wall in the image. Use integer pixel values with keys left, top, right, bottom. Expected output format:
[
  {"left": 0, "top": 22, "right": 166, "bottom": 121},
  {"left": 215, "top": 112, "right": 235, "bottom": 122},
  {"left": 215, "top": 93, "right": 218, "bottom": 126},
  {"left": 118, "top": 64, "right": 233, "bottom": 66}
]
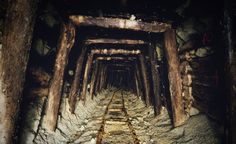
[
  {"left": 17, "top": 2, "right": 61, "bottom": 143},
  {"left": 176, "top": 18, "right": 224, "bottom": 121},
  {"left": 19, "top": 67, "right": 50, "bottom": 143},
  {"left": 225, "top": 7, "right": 236, "bottom": 143}
]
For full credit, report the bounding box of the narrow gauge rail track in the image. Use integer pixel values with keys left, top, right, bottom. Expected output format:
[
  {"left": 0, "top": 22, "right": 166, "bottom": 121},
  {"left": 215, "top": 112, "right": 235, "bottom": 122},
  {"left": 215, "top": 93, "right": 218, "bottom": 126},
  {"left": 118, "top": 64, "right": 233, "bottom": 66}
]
[{"left": 96, "top": 90, "right": 140, "bottom": 144}]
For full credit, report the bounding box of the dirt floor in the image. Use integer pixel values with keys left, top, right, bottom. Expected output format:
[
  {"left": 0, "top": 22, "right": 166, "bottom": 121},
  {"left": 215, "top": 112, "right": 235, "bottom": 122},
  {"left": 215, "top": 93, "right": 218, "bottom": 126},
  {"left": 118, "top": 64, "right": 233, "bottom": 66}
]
[{"left": 30, "top": 88, "right": 223, "bottom": 144}]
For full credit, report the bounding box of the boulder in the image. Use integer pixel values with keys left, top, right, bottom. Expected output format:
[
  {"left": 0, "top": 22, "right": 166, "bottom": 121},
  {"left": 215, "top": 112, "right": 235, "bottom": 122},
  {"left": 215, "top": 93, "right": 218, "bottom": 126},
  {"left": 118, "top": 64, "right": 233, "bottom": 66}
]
[
  {"left": 195, "top": 47, "right": 213, "bottom": 57},
  {"left": 190, "top": 107, "right": 200, "bottom": 116}
]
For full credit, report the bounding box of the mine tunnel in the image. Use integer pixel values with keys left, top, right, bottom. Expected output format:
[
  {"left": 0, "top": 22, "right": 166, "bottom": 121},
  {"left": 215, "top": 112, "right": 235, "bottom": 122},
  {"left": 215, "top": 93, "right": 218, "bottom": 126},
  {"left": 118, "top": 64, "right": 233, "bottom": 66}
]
[{"left": 0, "top": 0, "right": 236, "bottom": 143}]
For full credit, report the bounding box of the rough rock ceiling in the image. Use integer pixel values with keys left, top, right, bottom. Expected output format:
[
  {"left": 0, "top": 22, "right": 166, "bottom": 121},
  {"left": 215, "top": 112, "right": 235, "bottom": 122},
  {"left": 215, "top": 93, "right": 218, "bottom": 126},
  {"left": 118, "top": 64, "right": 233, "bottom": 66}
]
[{"left": 45, "top": 0, "right": 223, "bottom": 23}]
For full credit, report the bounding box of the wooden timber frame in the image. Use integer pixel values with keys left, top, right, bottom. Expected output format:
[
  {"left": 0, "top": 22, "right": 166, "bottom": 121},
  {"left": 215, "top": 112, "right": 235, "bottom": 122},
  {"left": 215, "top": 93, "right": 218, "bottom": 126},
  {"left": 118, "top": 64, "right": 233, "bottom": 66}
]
[
  {"left": 134, "top": 71, "right": 141, "bottom": 97},
  {"left": 42, "top": 23, "right": 76, "bottom": 131},
  {"left": 42, "top": 15, "right": 188, "bottom": 131},
  {"left": 138, "top": 54, "right": 151, "bottom": 106},
  {"left": 164, "top": 29, "right": 188, "bottom": 126},
  {"left": 95, "top": 62, "right": 103, "bottom": 95},
  {"left": 68, "top": 49, "right": 140, "bottom": 113},
  {"left": 80, "top": 49, "right": 140, "bottom": 103},
  {"left": 69, "top": 15, "right": 171, "bottom": 33},
  {"left": 0, "top": 0, "right": 39, "bottom": 142},
  {"left": 85, "top": 39, "right": 147, "bottom": 45},
  {"left": 148, "top": 43, "right": 162, "bottom": 116},
  {"left": 68, "top": 48, "right": 86, "bottom": 113},
  {"left": 135, "top": 62, "right": 144, "bottom": 100},
  {"left": 90, "top": 61, "right": 98, "bottom": 99}
]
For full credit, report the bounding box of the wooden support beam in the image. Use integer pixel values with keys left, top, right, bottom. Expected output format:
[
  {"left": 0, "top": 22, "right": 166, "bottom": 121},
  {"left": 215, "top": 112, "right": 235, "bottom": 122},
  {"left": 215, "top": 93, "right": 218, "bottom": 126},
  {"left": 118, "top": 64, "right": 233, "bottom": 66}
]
[
  {"left": 135, "top": 63, "right": 144, "bottom": 99},
  {"left": 99, "top": 65, "right": 106, "bottom": 92},
  {"left": 111, "top": 70, "right": 127, "bottom": 72},
  {"left": 85, "top": 39, "right": 146, "bottom": 45},
  {"left": 149, "top": 44, "right": 162, "bottom": 116},
  {"left": 164, "top": 29, "right": 188, "bottom": 127},
  {"left": 80, "top": 53, "right": 94, "bottom": 102},
  {"left": 94, "top": 63, "right": 102, "bottom": 96},
  {"left": 90, "top": 62, "right": 98, "bottom": 99},
  {"left": 68, "top": 48, "right": 86, "bottom": 113},
  {"left": 86, "top": 44, "right": 147, "bottom": 50},
  {"left": 104, "top": 66, "right": 109, "bottom": 89},
  {"left": 139, "top": 54, "right": 151, "bottom": 106},
  {"left": 93, "top": 62, "right": 101, "bottom": 96},
  {"left": 107, "top": 66, "right": 132, "bottom": 71},
  {"left": 91, "top": 49, "right": 141, "bottom": 55},
  {"left": 0, "top": 0, "right": 38, "bottom": 142},
  {"left": 43, "top": 23, "right": 75, "bottom": 131},
  {"left": 70, "top": 15, "right": 171, "bottom": 33},
  {"left": 134, "top": 72, "right": 141, "bottom": 98},
  {"left": 96, "top": 56, "right": 136, "bottom": 61},
  {"left": 107, "top": 63, "right": 134, "bottom": 67},
  {"left": 97, "top": 64, "right": 104, "bottom": 93}
]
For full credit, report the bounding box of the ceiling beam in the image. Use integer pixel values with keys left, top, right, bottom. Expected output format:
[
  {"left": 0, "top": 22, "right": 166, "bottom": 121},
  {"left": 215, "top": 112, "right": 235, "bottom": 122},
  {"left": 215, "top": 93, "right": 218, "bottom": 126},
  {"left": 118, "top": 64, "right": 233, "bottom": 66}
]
[
  {"left": 70, "top": 15, "right": 171, "bottom": 33},
  {"left": 107, "top": 64, "right": 133, "bottom": 67},
  {"left": 91, "top": 49, "right": 141, "bottom": 55},
  {"left": 86, "top": 44, "right": 147, "bottom": 50},
  {"left": 85, "top": 38, "right": 147, "bottom": 45},
  {"left": 96, "top": 56, "right": 136, "bottom": 61}
]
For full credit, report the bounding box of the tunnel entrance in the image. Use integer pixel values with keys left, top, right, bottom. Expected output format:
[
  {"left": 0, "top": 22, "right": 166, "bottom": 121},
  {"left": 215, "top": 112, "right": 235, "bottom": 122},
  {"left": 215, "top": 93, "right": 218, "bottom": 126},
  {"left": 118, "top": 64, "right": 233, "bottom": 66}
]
[{"left": 11, "top": 0, "right": 227, "bottom": 143}]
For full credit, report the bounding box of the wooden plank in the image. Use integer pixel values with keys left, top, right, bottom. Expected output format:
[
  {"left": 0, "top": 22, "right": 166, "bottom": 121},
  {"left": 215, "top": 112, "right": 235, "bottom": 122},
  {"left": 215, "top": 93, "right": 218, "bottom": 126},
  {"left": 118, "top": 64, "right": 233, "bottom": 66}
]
[
  {"left": 43, "top": 23, "right": 75, "bottom": 131},
  {"left": 0, "top": 0, "right": 38, "bottom": 142},
  {"left": 164, "top": 29, "right": 188, "bottom": 127},
  {"left": 97, "top": 64, "right": 104, "bottom": 93},
  {"left": 91, "top": 49, "right": 141, "bottom": 55},
  {"left": 94, "top": 63, "right": 102, "bottom": 96},
  {"left": 68, "top": 48, "right": 86, "bottom": 113},
  {"left": 135, "top": 63, "right": 144, "bottom": 100},
  {"left": 70, "top": 15, "right": 171, "bottom": 33},
  {"left": 139, "top": 54, "right": 151, "bottom": 106},
  {"left": 149, "top": 44, "right": 162, "bottom": 116},
  {"left": 85, "top": 39, "right": 146, "bottom": 45},
  {"left": 103, "top": 66, "right": 108, "bottom": 89},
  {"left": 90, "top": 62, "right": 98, "bottom": 99},
  {"left": 99, "top": 65, "right": 106, "bottom": 92},
  {"left": 80, "top": 53, "right": 94, "bottom": 102},
  {"left": 86, "top": 44, "right": 147, "bottom": 50},
  {"left": 134, "top": 72, "right": 141, "bottom": 98},
  {"left": 96, "top": 56, "right": 136, "bottom": 61}
]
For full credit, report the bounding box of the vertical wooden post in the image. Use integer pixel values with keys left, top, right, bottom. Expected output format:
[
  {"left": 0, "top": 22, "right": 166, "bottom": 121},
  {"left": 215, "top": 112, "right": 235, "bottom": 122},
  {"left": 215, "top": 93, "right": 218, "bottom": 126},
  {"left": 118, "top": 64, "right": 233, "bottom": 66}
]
[
  {"left": 134, "top": 72, "right": 140, "bottom": 97},
  {"left": 135, "top": 63, "right": 144, "bottom": 99},
  {"left": 104, "top": 66, "right": 108, "bottom": 89},
  {"left": 0, "top": 0, "right": 38, "bottom": 142},
  {"left": 98, "top": 64, "right": 105, "bottom": 92},
  {"left": 139, "top": 54, "right": 151, "bottom": 106},
  {"left": 68, "top": 48, "right": 86, "bottom": 113},
  {"left": 90, "top": 61, "right": 98, "bottom": 99},
  {"left": 80, "top": 53, "right": 94, "bottom": 102},
  {"left": 43, "top": 23, "right": 75, "bottom": 131},
  {"left": 149, "top": 44, "right": 162, "bottom": 115},
  {"left": 164, "top": 29, "right": 188, "bottom": 127},
  {"left": 94, "top": 63, "right": 102, "bottom": 95},
  {"left": 102, "top": 65, "right": 108, "bottom": 89}
]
